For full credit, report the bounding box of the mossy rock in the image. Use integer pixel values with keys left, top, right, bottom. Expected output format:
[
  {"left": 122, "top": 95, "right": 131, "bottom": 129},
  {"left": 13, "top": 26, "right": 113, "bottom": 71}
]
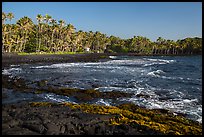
[
  {"left": 38, "top": 87, "right": 133, "bottom": 102},
  {"left": 35, "top": 90, "right": 44, "bottom": 94},
  {"left": 29, "top": 102, "right": 202, "bottom": 135},
  {"left": 2, "top": 75, "right": 33, "bottom": 93},
  {"left": 37, "top": 80, "right": 48, "bottom": 87}
]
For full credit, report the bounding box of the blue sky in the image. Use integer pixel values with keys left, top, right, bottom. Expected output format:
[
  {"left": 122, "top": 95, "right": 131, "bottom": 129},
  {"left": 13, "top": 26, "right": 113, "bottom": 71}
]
[{"left": 2, "top": 2, "right": 202, "bottom": 41}]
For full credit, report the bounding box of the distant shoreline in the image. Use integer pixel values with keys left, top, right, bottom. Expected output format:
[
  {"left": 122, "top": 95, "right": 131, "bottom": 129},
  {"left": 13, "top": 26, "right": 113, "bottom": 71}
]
[{"left": 2, "top": 52, "right": 201, "bottom": 68}]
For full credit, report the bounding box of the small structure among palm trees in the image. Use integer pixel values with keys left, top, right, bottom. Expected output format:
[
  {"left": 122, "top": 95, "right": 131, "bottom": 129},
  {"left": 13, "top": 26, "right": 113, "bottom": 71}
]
[
  {"left": 85, "top": 47, "right": 90, "bottom": 52},
  {"left": 83, "top": 45, "right": 91, "bottom": 53}
]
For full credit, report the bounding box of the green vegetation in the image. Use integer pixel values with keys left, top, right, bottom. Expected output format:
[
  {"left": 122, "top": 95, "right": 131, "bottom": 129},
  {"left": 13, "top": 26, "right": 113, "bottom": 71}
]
[
  {"left": 17, "top": 51, "right": 83, "bottom": 55},
  {"left": 29, "top": 102, "right": 202, "bottom": 135},
  {"left": 2, "top": 12, "right": 202, "bottom": 55}
]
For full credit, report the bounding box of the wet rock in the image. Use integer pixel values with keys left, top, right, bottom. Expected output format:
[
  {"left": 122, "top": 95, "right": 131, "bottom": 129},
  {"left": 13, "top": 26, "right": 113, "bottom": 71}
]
[
  {"left": 96, "top": 124, "right": 107, "bottom": 135},
  {"left": 83, "top": 125, "right": 95, "bottom": 135},
  {"left": 103, "top": 91, "right": 133, "bottom": 99},
  {"left": 174, "top": 112, "right": 187, "bottom": 117},
  {"left": 2, "top": 126, "right": 41, "bottom": 135},
  {"left": 60, "top": 125, "right": 67, "bottom": 134},
  {"left": 2, "top": 92, "right": 8, "bottom": 99},
  {"left": 2, "top": 102, "right": 202, "bottom": 135},
  {"left": 37, "top": 80, "right": 48, "bottom": 87},
  {"left": 91, "top": 84, "right": 100, "bottom": 88},
  {"left": 22, "top": 122, "right": 47, "bottom": 134},
  {"left": 8, "top": 119, "right": 22, "bottom": 128},
  {"left": 45, "top": 123, "right": 60, "bottom": 135},
  {"left": 153, "top": 108, "right": 170, "bottom": 114},
  {"left": 136, "top": 93, "right": 150, "bottom": 99},
  {"left": 74, "top": 93, "right": 93, "bottom": 102},
  {"left": 2, "top": 75, "right": 32, "bottom": 93},
  {"left": 69, "top": 127, "right": 77, "bottom": 134}
]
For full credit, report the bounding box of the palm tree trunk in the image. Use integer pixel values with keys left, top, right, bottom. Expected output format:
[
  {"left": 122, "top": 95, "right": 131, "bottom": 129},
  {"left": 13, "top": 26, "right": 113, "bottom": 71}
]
[{"left": 22, "top": 31, "right": 28, "bottom": 52}]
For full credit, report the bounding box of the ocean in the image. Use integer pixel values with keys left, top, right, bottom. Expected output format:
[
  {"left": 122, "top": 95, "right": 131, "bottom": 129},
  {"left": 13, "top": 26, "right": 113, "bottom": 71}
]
[{"left": 2, "top": 55, "right": 202, "bottom": 123}]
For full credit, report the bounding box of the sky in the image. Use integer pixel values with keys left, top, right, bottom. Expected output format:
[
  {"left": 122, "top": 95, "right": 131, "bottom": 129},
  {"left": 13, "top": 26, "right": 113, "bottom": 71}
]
[{"left": 2, "top": 2, "right": 202, "bottom": 41}]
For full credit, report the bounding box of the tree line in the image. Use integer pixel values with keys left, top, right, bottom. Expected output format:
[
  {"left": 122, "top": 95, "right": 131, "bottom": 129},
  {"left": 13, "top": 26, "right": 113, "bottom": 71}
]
[{"left": 2, "top": 12, "right": 202, "bottom": 55}]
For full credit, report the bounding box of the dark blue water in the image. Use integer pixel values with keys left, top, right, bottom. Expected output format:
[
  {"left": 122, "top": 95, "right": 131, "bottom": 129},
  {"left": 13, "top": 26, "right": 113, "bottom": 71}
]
[{"left": 2, "top": 55, "right": 202, "bottom": 123}]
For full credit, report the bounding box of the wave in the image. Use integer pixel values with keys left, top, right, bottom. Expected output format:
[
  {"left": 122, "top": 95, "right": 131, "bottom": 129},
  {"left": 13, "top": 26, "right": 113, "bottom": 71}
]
[
  {"left": 146, "top": 58, "right": 176, "bottom": 63},
  {"left": 2, "top": 68, "right": 22, "bottom": 75},
  {"left": 30, "top": 63, "right": 80, "bottom": 69},
  {"left": 147, "top": 70, "right": 165, "bottom": 77},
  {"left": 95, "top": 99, "right": 111, "bottom": 106},
  {"left": 10, "top": 65, "right": 20, "bottom": 67},
  {"left": 2, "top": 69, "right": 11, "bottom": 75},
  {"left": 109, "top": 56, "right": 117, "bottom": 59},
  {"left": 183, "top": 98, "right": 198, "bottom": 103},
  {"left": 143, "top": 62, "right": 166, "bottom": 67},
  {"left": 37, "top": 93, "right": 77, "bottom": 104},
  {"left": 146, "top": 71, "right": 196, "bottom": 82},
  {"left": 143, "top": 58, "right": 176, "bottom": 67},
  {"left": 120, "top": 96, "right": 202, "bottom": 123}
]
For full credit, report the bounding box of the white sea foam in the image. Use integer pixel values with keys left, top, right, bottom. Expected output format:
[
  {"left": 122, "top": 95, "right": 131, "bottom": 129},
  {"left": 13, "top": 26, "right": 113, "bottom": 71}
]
[
  {"left": 147, "top": 70, "right": 165, "bottom": 77},
  {"left": 31, "top": 63, "right": 82, "bottom": 69},
  {"left": 2, "top": 68, "right": 22, "bottom": 75},
  {"left": 146, "top": 58, "right": 176, "bottom": 63},
  {"left": 143, "top": 62, "right": 166, "bottom": 67},
  {"left": 147, "top": 72, "right": 160, "bottom": 77},
  {"left": 143, "top": 58, "right": 176, "bottom": 67},
  {"left": 146, "top": 70, "right": 187, "bottom": 81},
  {"left": 95, "top": 99, "right": 111, "bottom": 106},
  {"left": 38, "top": 93, "right": 77, "bottom": 104},
  {"left": 2, "top": 69, "right": 11, "bottom": 75},
  {"left": 97, "top": 86, "right": 137, "bottom": 93},
  {"left": 149, "top": 102, "right": 163, "bottom": 109},
  {"left": 109, "top": 56, "right": 117, "bottom": 59},
  {"left": 183, "top": 99, "right": 198, "bottom": 103},
  {"left": 117, "top": 91, "right": 202, "bottom": 123},
  {"left": 31, "top": 65, "right": 51, "bottom": 69},
  {"left": 10, "top": 65, "right": 20, "bottom": 67},
  {"left": 196, "top": 117, "right": 202, "bottom": 123}
]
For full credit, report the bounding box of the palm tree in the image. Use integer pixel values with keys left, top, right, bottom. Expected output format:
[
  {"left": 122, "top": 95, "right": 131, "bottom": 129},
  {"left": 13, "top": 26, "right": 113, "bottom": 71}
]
[
  {"left": 10, "top": 25, "right": 21, "bottom": 52},
  {"left": 2, "top": 12, "right": 8, "bottom": 52},
  {"left": 76, "top": 30, "right": 86, "bottom": 52},
  {"left": 36, "top": 14, "right": 43, "bottom": 52},
  {"left": 2, "top": 12, "right": 7, "bottom": 25},
  {"left": 44, "top": 14, "right": 52, "bottom": 24},
  {"left": 93, "top": 31, "right": 103, "bottom": 53},
  {"left": 49, "top": 19, "right": 58, "bottom": 51},
  {"left": 67, "top": 23, "right": 75, "bottom": 34},
  {"left": 43, "top": 14, "right": 52, "bottom": 51},
  {"left": 61, "top": 24, "right": 75, "bottom": 52},
  {"left": 7, "top": 12, "right": 14, "bottom": 22},
  {"left": 54, "top": 19, "right": 66, "bottom": 52},
  {"left": 16, "top": 16, "right": 34, "bottom": 52},
  {"left": 5, "top": 13, "right": 14, "bottom": 52}
]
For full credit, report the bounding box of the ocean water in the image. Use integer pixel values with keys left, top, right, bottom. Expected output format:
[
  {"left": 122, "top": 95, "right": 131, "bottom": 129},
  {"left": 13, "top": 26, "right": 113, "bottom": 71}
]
[{"left": 2, "top": 55, "right": 202, "bottom": 123}]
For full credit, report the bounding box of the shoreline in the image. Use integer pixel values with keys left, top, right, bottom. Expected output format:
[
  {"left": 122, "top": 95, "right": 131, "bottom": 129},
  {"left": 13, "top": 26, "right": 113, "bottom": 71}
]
[{"left": 2, "top": 52, "right": 201, "bottom": 68}]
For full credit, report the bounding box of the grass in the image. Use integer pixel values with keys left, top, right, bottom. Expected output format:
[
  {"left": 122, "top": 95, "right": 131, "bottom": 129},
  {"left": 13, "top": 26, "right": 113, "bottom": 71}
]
[{"left": 17, "top": 51, "right": 85, "bottom": 55}]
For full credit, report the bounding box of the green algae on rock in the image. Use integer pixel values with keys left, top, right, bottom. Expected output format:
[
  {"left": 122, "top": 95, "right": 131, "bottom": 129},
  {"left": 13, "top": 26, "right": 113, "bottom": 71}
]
[
  {"left": 35, "top": 87, "right": 133, "bottom": 102},
  {"left": 29, "top": 102, "right": 202, "bottom": 135},
  {"left": 2, "top": 74, "right": 133, "bottom": 102}
]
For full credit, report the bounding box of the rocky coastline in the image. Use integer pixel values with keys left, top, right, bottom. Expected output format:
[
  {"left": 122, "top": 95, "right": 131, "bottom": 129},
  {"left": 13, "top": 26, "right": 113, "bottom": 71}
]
[{"left": 2, "top": 53, "right": 202, "bottom": 135}]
